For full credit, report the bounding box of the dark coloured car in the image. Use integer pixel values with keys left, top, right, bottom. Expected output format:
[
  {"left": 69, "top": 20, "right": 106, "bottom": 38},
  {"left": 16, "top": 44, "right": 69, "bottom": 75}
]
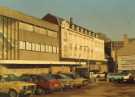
[
  {"left": 20, "top": 74, "right": 62, "bottom": 94},
  {"left": 51, "top": 74, "right": 74, "bottom": 89}
]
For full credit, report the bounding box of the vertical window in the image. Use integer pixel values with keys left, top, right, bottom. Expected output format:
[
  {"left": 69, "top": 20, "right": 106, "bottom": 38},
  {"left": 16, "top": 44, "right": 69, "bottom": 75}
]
[
  {"left": 35, "top": 44, "right": 40, "bottom": 51},
  {"left": 56, "top": 47, "right": 59, "bottom": 54},
  {"left": 41, "top": 44, "right": 45, "bottom": 52},
  {"left": 19, "top": 41, "right": 26, "bottom": 50},
  {"left": 45, "top": 45, "right": 49, "bottom": 52},
  {"left": 52, "top": 46, "right": 57, "bottom": 53},
  {"left": 31, "top": 43, "right": 36, "bottom": 51},
  {"left": 48, "top": 45, "right": 52, "bottom": 53},
  {"left": 26, "top": 42, "right": 32, "bottom": 50}
]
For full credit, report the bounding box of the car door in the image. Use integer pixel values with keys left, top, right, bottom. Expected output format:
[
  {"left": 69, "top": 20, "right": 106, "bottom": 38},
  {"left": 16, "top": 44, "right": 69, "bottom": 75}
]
[{"left": 0, "top": 75, "right": 9, "bottom": 93}]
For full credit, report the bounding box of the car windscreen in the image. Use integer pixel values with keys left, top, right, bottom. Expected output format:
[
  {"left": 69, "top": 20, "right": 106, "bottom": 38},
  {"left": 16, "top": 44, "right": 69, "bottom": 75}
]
[
  {"left": 59, "top": 74, "right": 71, "bottom": 79},
  {"left": 2, "top": 74, "right": 20, "bottom": 81},
  {"left": 64, "top": 73, "right": 79, "bottom": 79},
  {"left": 41, "top": 75, "right": 54, "bottom": 80}
]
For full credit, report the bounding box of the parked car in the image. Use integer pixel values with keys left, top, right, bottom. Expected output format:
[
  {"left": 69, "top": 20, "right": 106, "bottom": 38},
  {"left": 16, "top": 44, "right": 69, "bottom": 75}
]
[
  {"left": 20, "top": 74, "right": 62, "bottom": 94},
  {"left": 0, "top": 74, "right": 36, "bottom": 97},
  {"left": 107, "top": 72, "right": 132, "bottom": 82},
  {"left": 93, "top": 72, "right": 106, "bottom": 79},
  {"left": 120, "top": 72, "right": 133, "bottom": 82},
  {"left": 62, "top": 73, "right": 89, "bottom": 87},
  {"left": 107, "top": 73, "right": 123, "bottom": 82},
  {"left": 120, "top": 71, "right": 135, "bottom": 82},
  {"left": 51, "top": 74, "right": 74, "bottom": 89}
]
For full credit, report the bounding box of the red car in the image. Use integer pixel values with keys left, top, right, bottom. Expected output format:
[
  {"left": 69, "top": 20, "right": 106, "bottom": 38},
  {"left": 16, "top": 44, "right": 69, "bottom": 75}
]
[{"left": 20, "top": 74, "right": 62, "bottom": 94}]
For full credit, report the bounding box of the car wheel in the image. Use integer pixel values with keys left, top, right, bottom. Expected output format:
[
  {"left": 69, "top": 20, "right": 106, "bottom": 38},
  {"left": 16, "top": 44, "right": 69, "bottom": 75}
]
[
  {"left": 35, "top": 88, "right": 45, "bottom": 95},
  {"left": 8, "top": 90, "right": 18, "bottom": 97},
  {"left": 109, "top": 79, "right": 112, "bottom": 82}
]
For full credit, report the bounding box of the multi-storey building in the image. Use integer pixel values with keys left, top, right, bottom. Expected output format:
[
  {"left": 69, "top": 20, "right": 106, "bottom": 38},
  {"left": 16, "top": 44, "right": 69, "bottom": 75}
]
[
  {"left": 43, "top": 14, "right": 106, "bottom": 72},
  {"left": 0, "top": 6, "right": 79, "bottom": 74},
  {"left": 0, "top": 7, "right": 59, "bottom": 61}
]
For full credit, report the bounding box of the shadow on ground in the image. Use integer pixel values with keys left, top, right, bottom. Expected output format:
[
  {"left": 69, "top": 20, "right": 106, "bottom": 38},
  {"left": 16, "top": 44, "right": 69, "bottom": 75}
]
[{"left": 0, "top": 92, "right": 9, "bottom": 97}]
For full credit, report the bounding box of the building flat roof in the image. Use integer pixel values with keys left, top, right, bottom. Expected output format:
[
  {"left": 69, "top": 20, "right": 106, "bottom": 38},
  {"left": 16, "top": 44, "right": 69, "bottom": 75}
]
[{"left": 0, "top": 6, "right": 59, "bottom": 32}]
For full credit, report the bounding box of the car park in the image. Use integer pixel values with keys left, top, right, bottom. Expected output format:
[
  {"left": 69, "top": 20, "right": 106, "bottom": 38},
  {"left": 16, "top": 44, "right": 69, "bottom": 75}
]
[
  {"left": 20, "top": 74, "right": 62, "bottom": 94},
  {"left": 0, "top": 74, "right": 36, "bottom": 97}
]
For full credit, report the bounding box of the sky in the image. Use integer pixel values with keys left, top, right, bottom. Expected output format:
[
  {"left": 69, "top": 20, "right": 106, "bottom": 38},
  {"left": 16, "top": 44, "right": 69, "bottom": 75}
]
[{"left": 0, "top": 0, "right": 135, "bottom": 40}]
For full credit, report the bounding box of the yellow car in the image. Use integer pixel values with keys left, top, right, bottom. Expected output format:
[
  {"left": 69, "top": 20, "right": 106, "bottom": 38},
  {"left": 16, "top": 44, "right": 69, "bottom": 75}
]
[
  {"left": 63, "top": 73, "right": 89, "bottom": 88},
  {"left": 0, "top": 74, "right": 36, "bottom": 97}
]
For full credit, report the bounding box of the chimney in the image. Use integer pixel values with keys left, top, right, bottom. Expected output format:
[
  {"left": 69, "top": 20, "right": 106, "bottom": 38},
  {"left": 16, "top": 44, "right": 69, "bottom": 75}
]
[
  {"left": 123, "top": 34, "right": 129, "bottom": 46},
  {"left": 69, "top": 17, "right": 73, "bottom": 26}
]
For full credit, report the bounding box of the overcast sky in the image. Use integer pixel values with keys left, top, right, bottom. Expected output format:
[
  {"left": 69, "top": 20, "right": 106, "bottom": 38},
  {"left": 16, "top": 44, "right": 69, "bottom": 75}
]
[{"left": 0, "top": 0, "right": 135, "bottom": 40}]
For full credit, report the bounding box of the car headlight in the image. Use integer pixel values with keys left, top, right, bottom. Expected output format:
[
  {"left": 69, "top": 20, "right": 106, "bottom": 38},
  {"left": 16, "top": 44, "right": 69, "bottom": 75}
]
[
  {"left": 23, "top": 86, "right": 29, "bottom": 90},
  {"left": 124, "top": 76, "right": 129, "bottom": 79}
]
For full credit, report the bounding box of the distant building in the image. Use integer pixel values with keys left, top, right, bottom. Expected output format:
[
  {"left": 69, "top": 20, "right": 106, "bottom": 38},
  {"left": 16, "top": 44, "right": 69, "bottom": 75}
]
[
  {"left": 116, "top": 35, "right": 135, "bottom": 71},
  {"left": 108, "top": 34, "right": 135, "bottom": 72}
]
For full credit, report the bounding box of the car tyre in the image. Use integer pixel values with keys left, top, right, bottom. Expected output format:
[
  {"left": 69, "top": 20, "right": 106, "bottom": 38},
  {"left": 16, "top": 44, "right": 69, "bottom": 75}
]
[
  {"left": 8, "top": 90, "right": 18, "bottom": 97},
  {"left": 83, "top": 81, "right": 88, "bottom": 86},
  {"left": 35, "top": 88, "right": 45, "bottom": 95}
]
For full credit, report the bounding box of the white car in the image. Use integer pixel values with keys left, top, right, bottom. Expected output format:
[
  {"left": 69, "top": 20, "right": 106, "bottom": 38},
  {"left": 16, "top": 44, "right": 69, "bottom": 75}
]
[
  {"left": 93, "top": 73, "right": 105, "bottom": 78},
  {"left": 122, "top": 73, "right": 132, "bottom": 82}
]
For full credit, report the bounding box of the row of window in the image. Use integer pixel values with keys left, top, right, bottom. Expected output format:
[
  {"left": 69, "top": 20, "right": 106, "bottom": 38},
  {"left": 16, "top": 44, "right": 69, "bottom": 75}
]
[
  {"left": 64, "top": 31, "right": 104, "bottom": 49},
  {"left": 19, "top": 41, "right": 59, "bottom": 54},
  {"left": 70, "top": 24, "right": 96, "bottom": 37},
  {"left": 19, "top": 22, "right": 57, "bottom": 38}
]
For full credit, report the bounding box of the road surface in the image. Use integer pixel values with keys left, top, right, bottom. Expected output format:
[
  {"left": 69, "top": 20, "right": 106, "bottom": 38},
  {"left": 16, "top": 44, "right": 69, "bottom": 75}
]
[{"left": 31, "top": 82, "right": 135, "bottom": 97}]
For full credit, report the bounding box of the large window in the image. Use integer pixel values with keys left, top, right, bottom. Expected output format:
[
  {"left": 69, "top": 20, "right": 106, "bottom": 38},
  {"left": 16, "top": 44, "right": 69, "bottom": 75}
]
[
  {"left": 19, "top": 22, "right": 33, "bottom": 32},
  {"left": 48, "top": 45, "right": 52, "bottom": 53},
  {"left": 19, "top": 40, "right": 59, "bottom": 54},
  {"left": 45, "top": 45, "right": 49, "bottom": 52},
  {"left": 41, "top": 44, "right": 45, "bottom": 52},
  {"left": 48, "top": 30, "right": 57, "bottom": 38},
  {"left": 31, "top": 43, "right": 36, "bottom": 51},
  {"left": 52, "top": 46, "right": 57, "bottom": 53},
  {"left": 35, "top": 44, "right": 40, "bottom": 51},
  {"left": 56, "top": 47, "right": 59, "bottom": 54},
  {"left": 26, "top": 42, "right": 32, "bottom": 50},
  {"left": 19, "top": 41, "right": 25, "bottom": 50},
  {"left": 34, "top": 26, "right": 48, "bottom": 35}
]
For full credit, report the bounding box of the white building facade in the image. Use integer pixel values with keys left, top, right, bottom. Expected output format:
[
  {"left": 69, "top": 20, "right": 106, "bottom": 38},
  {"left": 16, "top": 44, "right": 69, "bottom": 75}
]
[{"left": 60, "top": 20, "right": 106, "bottom": 72}]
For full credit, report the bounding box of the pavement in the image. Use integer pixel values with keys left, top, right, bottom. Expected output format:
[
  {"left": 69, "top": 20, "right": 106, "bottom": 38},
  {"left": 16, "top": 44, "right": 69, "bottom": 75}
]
[{"left": 31, "top": 81, "right": 135, "bottom": 97}]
